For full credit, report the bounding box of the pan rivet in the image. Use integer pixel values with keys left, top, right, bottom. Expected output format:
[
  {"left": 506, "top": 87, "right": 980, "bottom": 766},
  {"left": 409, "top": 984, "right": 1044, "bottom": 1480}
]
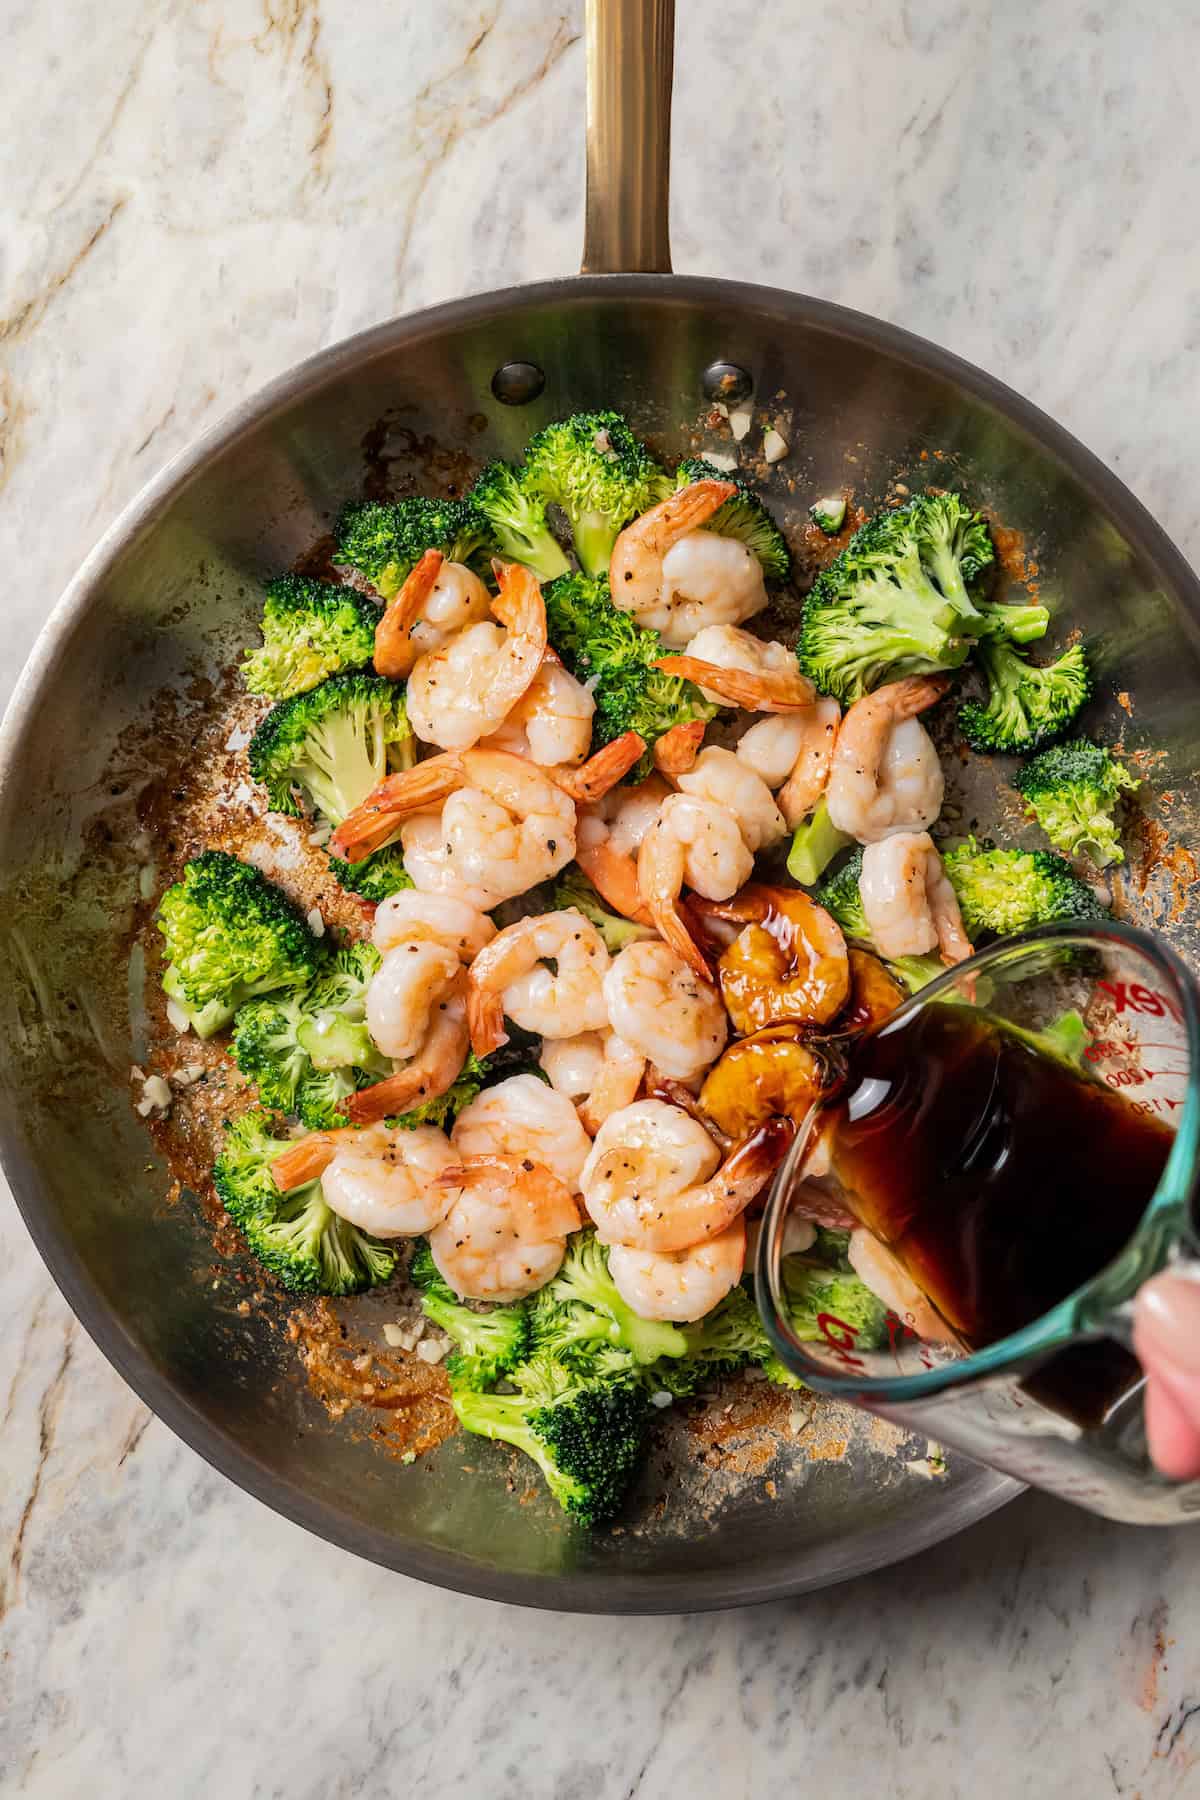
[
  {"left": 491, "top": 361, "right": 546, "bottom": 406},
  {"left": 702, "top": 361, "right": 753, "bottom": 405}
]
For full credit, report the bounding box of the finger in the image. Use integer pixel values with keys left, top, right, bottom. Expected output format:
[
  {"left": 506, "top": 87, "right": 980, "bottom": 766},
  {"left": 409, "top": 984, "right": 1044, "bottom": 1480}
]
[{"left": 1143, "top": 1368, "right": 1200, "bottom": 1481}]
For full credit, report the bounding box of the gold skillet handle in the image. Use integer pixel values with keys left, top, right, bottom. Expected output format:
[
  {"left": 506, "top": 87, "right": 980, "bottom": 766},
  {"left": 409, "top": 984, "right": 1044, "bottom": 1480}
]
[{"left": 581, "top": 0, "right": 675, "bottom": 274}]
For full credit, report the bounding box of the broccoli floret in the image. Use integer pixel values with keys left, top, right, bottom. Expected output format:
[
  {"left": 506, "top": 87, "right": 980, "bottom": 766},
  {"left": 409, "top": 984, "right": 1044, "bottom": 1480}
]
[
  {"left": 470, "top": 460, "right": 571, "bottom": 582},
  {"left": 779, "top": 1260, "right": 888, "bottom": 1348},
  {"left": 529, "top": 1231, "right": 688, "bottom": 1368},
  {"left": 524, "top": 411, "right": 667, "bottom": 577},
  {"left": 248, "top": 673, "right": 414, "bottom": 824},
  {"left": 242, "top": 575, "right": 379, "bottom": 701},
  {"left": 811, "top": 1227, "right": 853, "bottom": 1270},
  {"left": 810, "top": 494, "right": 847, "bottom": 535},
  {"left": 814, "top": 850, "right": 944, "bottom": 991},
  {"left": 551, "top": 868, "right": 656, "bottom": 952},
  {"left": 647, "top": 1282, "right": 768, "bottom": 1397},
  {"left": 451, "top": 1351, "right": 648, "bottom": 1525},
  {"left": 786, "top": 797, "right": 853, "bottom": 887},
  {"left": 975, "top": 600, "right": 1050, "bottom": 645},
  {"left": 327, "top": 844, "right": 414, "bottom": 901},
  {"left": 409, "top": 1240, "right": 531, "bottom": 1389},
  {"left": 231, "top": 941, "right": 390, "bottom": 1128},
  {"left": 157, "top": 852, "right": 324, "bottom": 1038},
  {"left": 798, "top": 493, "right": 992, "bottom": 703},
  {"left": 333, "top": 496, "right": 493, "bottom": 600},
  {"left": 212, "top": 1110, "right": 396, "bottom": 1294},
  {"left": 543, "top": 570, "right": 716, "bottom": 768},
  {"left": 675, "top": 457, "right": 790, "bottom": 583},
  {"left": 958, "top": 640, "right": 1091, "bottom": 754},
  {"left": 942, "top": 837, "right": 1107, "bottom": 936},
  {"left": 1013, "top": 738, "right": 1137, "bottom": 867}
]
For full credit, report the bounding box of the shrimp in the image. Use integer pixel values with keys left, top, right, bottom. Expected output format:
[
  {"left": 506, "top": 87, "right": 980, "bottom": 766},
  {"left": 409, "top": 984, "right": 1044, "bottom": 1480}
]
[
  {"left": 539, "top": 1030, "right": 647, "bottom": 1135},
  {"left": 697, "top": 885, "right": 850, "bottom": 1032},
  {"left": 366, "top": 941, "right": 461, "bottom": 1060},
  {"left": 825, "top": 674, "right": 947, "bottom": 843},
  {"left": 847, "top": 1229, "right": 956, "bottom": 1344},
  {"left": 371, "top": 891, "right": 494, "bottom": 962},
  {"left": 322, "top": 1123, "right": 460, "bottom": 1236},
  {"left": 550, "top": 731, "right": 647, "bottom": 802},
  {"left": 676, "top": 746, "right": 788, "bottom": 854},
  {"left": 637, "top": 793, "right": 753, "bottom": 978},
  {"left": 858, "top": 831, "right": 972, "bottom": 965},
  {"left": 466, "top": 910, "right": 610, "bottom": 1055},
  {"left": 652, "top": 719, "right": 707, "bottom": 774},
  {"left": 330, "top": 749, "right": 577, "bottom": 908},
  {"left": 452, "top": 1073, "right": 594, "bottom": 1193},
  {"left": 611, "top": 479, "right": 768, "bottom": 645},
  {"left": 405, "top": 559, "right": 547, "bottom": 751},
  {"left": 574, "top": 775, "right": 671, "bottom": 924},
  {"left": 607, "top": 1219, "right": 746, "bottom": 1323},
  {"left": 656, "top": 624, "right": 815, "bottom": 712},
  {"left": 602, "top": 940, "right": 728, "bottom": 1081},
  {"left": 580, "top": 1099, "right": 792, "bottom": 1252},
  {"left": 429, "top": 1155, "right": 581, "bottom": 1301},
  {"left": 373, "top": 550, "right": 490, "bottom": 680},
  {"left": 484, "top": 655, "right": 595, "bottom": 768},
  {"left": 343, "top": 971, "right": 471, "bottom": 1124},
  {"left": 737, "top": 698, "right": 842, "bottom": 827}
]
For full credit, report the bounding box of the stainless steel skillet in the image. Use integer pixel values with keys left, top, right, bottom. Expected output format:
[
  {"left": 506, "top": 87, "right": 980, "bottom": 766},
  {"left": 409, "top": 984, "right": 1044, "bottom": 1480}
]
[{"left": 3, "top": 0, "right": 1198, "bottom": 1612}]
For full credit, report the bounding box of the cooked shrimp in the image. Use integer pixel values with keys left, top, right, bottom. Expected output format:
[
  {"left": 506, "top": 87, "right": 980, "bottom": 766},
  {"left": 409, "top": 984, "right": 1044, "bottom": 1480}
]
[
  {"left": 607, "top": 1219, "right": 746, "bottom": 1323},
  {"left": 825, "top": 674, "right": 947, "bottom": 842},
  {"left": 343, "top": 971, "right": 471, "bottom": 1125},
  {"left": 602, "top": 940, "right": 728, "bottom": 1081},
  {"left": 637, "top": 792, "right": 752, "bottom": 978},
  {"left": 466, "top": 910, "right": 610, "bottom": 1055},
  {"left": 429, "top": 1155, "right": 581, "bottom": 1301},
  {"left": 330, "top": 749, "right": 577, "bottom": 908},
  {"left": 484, "top": 656, "right": 595, "bottom": 768},
  {"left": 609, "top": 478, "right": 735, "bottom": 627},
  {"left": 848, "top": 1229, "right": 955, "bottom": 1344},
  {"left": 365, "top": 941, "right": 461, "bottom": 1060},
  {"left": 322, "top": 1123, "right": 460, "bottom": 1236},
  {"left": 697, "top": 885, "right": 850, "bottom": 1033},
  {"left": 737, "top": 699, "right": 842, "bottom": 826},
  {"left": 574, "top": 775, "right": 671, "bottom": 924},
  {"left": 371, "top": 891, "right": 495, "bottom": 962},
  {"left": 676, "top": 746, "right": 788, "bottom": 853},
  {"left": 581, "top": 1099, "right": 792, "bottom": 1252},
  {"left": 858, "top": 831, "right": 972, "bottom": 964},
  {"left": 405, "top": 560, "right": 547, "bottom": 751},
  {"left": 373, "top": 551, "right": 491, "bottom": 679},
  {"left": 451, "top": 1073, "right": 595, "bottom": 1194},
  {"left": 551, "top": 731, "right": 647, "bottom": 802},
  {"left": 656, "top": 624, "right": 814, "bottom": 712},
  {"left": 653, "top": 719, "right": 707, "bottom": 774},
  {"left": 538, "top": 1030, "right": 647, "bottom": 1135}
]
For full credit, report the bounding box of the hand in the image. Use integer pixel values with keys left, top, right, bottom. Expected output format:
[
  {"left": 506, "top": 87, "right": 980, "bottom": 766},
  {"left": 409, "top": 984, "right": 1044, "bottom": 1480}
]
[{"left": 1133, "top": 1272, "right": 1200, "bottom": 1480}]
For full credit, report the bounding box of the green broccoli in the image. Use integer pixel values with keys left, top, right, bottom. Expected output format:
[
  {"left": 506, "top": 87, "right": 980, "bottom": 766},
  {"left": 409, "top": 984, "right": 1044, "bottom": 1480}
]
[
  {"left": 810, "top": 495, "right": 847, "bottom": 535},
  {"left": 408, "top": 1240, "right": 531, "bottom": 1389},
  {"left": 248, "top": 673, "right": 413, "bottom": 824},
  {"left": 524, "top": 411, "right": 667, "bottom": 577},
  {"left": 242, "top": 575, "right": 379, "bottom": 701},
  {"left": 785, "top": 797, "right": 853, "bottom": 888},
  {"left": 212, "top": 1110, "right": 396, "bottom": 1294},
  {"left": 451, "top": 1350, "right": 649, "bottom": 1525},
  {"left": 231, "top": 941, "right": 390, "bottom": 1128},
  {"left": 543, "top": 570, "right": 717, "bottom": 768},
  {"left": 814, "top": 850, "right": 944, "bottom": 991},
  {"left": 942, "top": 838, "right": 1107, "bottom": 936},
  {"left": 975, "top": 599, "right": 1050, "bottom": 645},
  {"left": 1013, "top": 738, "right": 1137, "bottom": 867},
  {"left": 646, "top": 1282, "right": 769, "bottom": 1397},
  {"left": 327, "top": 844, "right": 414, "bottom": 902},
  {"left": 958, "top": 640, "right": 1091, "bottom": 754},
  {"left": 528, "top": 1231, "right": 688, "bottom": 1368},
  {"left": 551, "top": 868, "right": 656, "bottom": 953},
  {"left": 798, "top": 493, "right": 993, "bottom": 703},
  {"left": 157, "top": 852, "right": 325, "bottom": 1038},
  {"left": 779, "top": 1260, "right": 888, "bottom": 1347},
  {"left": 674, "top": 457, "right": 790, "bottom": 583},
  {"left": 469, "top": 460, "right": 571, "bottom": 582},
  {"left": 333, "top": 496, "right": 493, "bottom": 600}
]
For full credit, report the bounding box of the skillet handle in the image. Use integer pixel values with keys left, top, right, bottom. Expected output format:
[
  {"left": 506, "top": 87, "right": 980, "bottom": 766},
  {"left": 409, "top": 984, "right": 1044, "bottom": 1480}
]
[{"left": 581, "top": 0, "right": 674, "bottom": 274}]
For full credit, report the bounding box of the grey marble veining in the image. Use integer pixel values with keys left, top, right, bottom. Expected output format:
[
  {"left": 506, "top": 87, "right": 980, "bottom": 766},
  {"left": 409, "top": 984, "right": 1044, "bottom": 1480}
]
[{"left": 5, "top": 2, "right": 1200, "bottom": 1794}]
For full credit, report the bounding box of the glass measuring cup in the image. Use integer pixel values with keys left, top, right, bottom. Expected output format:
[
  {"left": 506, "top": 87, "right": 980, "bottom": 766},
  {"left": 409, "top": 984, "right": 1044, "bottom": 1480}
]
[{"left": 755, "top": 920, "right": 1200, "bottom": 1523}]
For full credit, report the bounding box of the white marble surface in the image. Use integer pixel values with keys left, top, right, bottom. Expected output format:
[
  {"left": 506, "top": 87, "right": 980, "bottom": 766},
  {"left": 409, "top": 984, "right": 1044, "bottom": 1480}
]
[{"left": 5, "top": 1, "right": 1200, "bottom": 1793}]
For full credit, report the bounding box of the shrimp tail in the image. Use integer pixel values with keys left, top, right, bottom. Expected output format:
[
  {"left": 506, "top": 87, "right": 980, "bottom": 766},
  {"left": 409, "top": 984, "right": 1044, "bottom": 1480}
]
[
  {"left": 654, "top": 656, "right": 815, "bottom": 713},
  {"left": 553, "top": 731, "right": 647, "bottom": 801},
  {"left": 270, "top": 1131, "right": 341, "bottom": 1192},
  {"left": 722, "top": 1115, "right": 796, "bottom": 1192},
  {"left": 466, "top": 983, "right": 508, "bottom": 1059},
  {"left": 574, "top": 837, "right": 656, "bottom": 926},
  {"left": 649, "top": 894, "right": 715, "bottom": 984},
  {"left": 328, "top": 753, "right": 464, "bottom": 861},
  {"left": 652, "top": 719, "right": 706, "bottom": 774},
  {"left": 373, "top": 548, "right": 444, "bottom": 679},
  {"left": 892, "top": 672, "right": 952, "bottom": 718}
]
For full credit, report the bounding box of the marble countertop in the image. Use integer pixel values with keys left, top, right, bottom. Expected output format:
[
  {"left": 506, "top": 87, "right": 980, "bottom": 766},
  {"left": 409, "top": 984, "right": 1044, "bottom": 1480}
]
[{"left": 5, "top": 2, "right": 1200, "bottom": 1793}]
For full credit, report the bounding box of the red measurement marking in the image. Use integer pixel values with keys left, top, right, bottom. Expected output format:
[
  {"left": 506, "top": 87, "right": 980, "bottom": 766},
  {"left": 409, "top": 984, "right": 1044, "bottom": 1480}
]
[
  {"left": 1097, "top": 981, "right": 1183, "bottom": 1024},
  {"left": 817, "top": 1311, "right": 865, "bottom": 1370}
]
